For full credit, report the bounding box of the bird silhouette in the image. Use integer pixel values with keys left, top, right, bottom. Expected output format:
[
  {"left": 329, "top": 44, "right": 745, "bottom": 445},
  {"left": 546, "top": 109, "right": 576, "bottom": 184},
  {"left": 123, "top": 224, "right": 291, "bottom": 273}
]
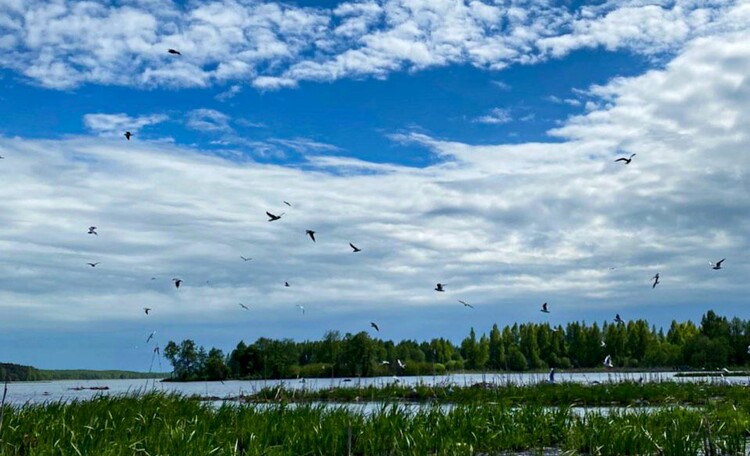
[
  {"left": 167, "top": 49, "right": 181, "bottom": 55},
  {"left": 603, "top": 355, "right": 614, "bottom": 368},
  {"left": 458, "top": 300, "right": 473, "bottom": 309},
  {"left": 266, "top": 211, "right": 283, "bottom": 221},
  {"left": 146, "top": 331, "right": 156, "bottom": 343},
  {"left": 652, "top": 273, "right": 660, "bottom": 288},
  {"left": 283, "top": 201, "right": 292, "bottom": 206},
  {"left": 285, "top": 281, "right": 290, "bottom": 287},
  {"left": 349, "top": 243, "right": 361, "bottom": 252},
  {"left": 614, "top": 153, "right": 636, "bottom": 164},
  {"left": 144, "top": 308, "right": 151, "bottom": 315},
  {"left": 239, "top": 303, "right": 249, "bottom": 310},
  {"left": 541, "top": 302, "right": 550, "bottom": 313},
  {"left": 0, "top": 156, "right": 4, "bottom": 159},
  {"left": 435, "top": 283, "right": 446, "bottom": 292},
  {"left": 172, "top": 278, "right": 182, "bottom": 288},
  {"left": 306, "top": 230, "right": 316, "bottom": 242},
  {"left": 88, "top": 226, "right": 98, "bottom": 236},
  {"left": 710, "top": 259, "right": 726, "bottom": 270},
  {"left": 397, "top": 359, "right": 406, "bottom": 369},
  {"left": 370, "top": 322, "right": 379, "bottom": 332},
  {"left": 614, "top": 314, "right": 624, "bottom": 324},
  {"left": 240, "top": 256, "right": 252, "bottom": 262},
  {"left": 86, "top": 262, "right": 100, "bottom": 267},
  {"left": 124, "top": 131, "right": 132, "bottom": 141}
]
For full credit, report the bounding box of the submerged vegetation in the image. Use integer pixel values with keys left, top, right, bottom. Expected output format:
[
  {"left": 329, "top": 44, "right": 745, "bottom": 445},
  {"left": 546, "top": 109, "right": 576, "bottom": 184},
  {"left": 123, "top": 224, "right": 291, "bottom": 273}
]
[
  {"left": 1, "top": 392, "right": 750, "bottom": 455},
  {"left": 165, "top": 310, "right": 750, "bottom": 381}
]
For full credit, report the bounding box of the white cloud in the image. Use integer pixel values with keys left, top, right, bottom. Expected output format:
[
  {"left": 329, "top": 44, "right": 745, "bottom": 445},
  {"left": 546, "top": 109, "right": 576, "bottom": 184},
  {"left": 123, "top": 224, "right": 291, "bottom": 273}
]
[
  {"left": 83, "top": 113, "right": 168, "bottom": 137},
  {"left": 473, "top": 108, "right": 512, "bottom": 124},
  {"left": 215, "top": 84, "right": 242, "bottom": 101},
  {"left": 186, "top": 108, "right": 232, "bottom": 133},
  {"left": 0, "top": 1, "right": 746, "bottom": 90}
]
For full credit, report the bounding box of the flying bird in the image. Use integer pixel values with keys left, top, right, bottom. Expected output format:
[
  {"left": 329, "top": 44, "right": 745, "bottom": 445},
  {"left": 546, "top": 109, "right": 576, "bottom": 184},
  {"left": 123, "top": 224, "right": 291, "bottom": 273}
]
[
  {"left": 239, "top": 303, "right": 249, "bottom": 310},
  {"left": 614, "top": 153, "right": 636, "bottom": 164},
  {"left": 172, "top": 278, "right": 182, "bottom": 289},
  {"left": 541, "top": 302, "right": 550, "bottom": 313},
  {"left": 88, "top": 226, "right": 98, "bottom": 236},
  {"left": 86, "top": 262, "right": 100, "bottom": 267},
  {"left": 709, "top": 259, "right": 725, "bottom": 270},
  {"left": 167, "top": 49, "right": 181, "bottom": 55},
  {"left": 124, "top": 131, "right": 132, "bottom": 141},
  {"left": 370, "top": 322, "right": 379, "bottom": 332},
  {"left": 0, "top": 156, "right": 4, "bottom": 159},
  {"left": 240, "top": 256, "right": 252, "bottom": 262},
  {"left": 266, "top": 211, "right": 283, "bottom": 221},
  {"left": 296, "top": 304, "right": 305, "bottom": 315},
  {"left": 380, "top": 360, "right": 390, "bottom": 365},
  {"left": 283, "top": 201, "right": 292, "bottom": 206},
  {"left": 435, "top": 283, "right": 446, "bottom": 292},
  {"left": 603, "top": 355, "right": 614, "bottom": 368},
  {"left": 349, "top": 243, "right": 361, "bottom": 252},
  {"left": 144, "top": 308, "right": 151, "bottom": 315},
  {"left": 146, "top": 331, "right": 156, "bottom": 344},
  {"left": 285, "top": 281, "right": 290, "bottom": 287},
  {"left": 397, "top": 359, "right": 406, "bottom": 369},
  {"left": 458, "top": 300, "right": 473, "bottom": 309},
  {"left": 600, "top": 340, "right": 606, "bottom": 348},
  {"left": 614, "top": 314, "right": 624, "bottom": 324},
  {"left": 306, "top": 230, "right": 316, "bottom": 242},
  {"left": 652, "top": 273, "right": 660, "bottom": 288}
]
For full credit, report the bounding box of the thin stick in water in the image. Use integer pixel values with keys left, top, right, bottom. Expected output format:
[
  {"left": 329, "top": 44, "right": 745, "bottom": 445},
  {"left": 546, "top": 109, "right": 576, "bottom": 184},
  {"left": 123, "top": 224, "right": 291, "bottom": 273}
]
[{"left": 0, "top": 380, "right": 7, "bottom": 437}]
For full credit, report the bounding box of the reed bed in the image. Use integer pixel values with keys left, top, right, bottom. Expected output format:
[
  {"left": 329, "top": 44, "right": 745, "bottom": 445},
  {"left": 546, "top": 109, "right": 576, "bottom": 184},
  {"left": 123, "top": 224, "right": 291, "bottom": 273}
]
[{"left": 1, "top": 392, "right": 749, "bottom": 455}]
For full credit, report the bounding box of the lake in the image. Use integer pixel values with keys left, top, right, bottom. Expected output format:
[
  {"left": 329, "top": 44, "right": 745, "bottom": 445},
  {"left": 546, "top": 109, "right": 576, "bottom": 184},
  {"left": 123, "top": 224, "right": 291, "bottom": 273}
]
[{"left": 3, "top": 371, "right": 747, "bottom": 406}]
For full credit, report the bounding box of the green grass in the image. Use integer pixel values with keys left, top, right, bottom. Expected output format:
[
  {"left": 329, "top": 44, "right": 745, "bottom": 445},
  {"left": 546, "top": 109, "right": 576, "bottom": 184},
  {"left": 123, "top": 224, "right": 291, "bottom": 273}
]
[{"left": 1, "top": 393, "right": 750, "bottom": 455}]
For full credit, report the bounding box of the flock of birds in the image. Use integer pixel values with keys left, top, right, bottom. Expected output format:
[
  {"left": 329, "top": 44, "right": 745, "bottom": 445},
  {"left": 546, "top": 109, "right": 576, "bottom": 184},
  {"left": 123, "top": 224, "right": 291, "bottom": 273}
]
[{"left": 3, "top": 49, "right": 732, "bottom": 377}]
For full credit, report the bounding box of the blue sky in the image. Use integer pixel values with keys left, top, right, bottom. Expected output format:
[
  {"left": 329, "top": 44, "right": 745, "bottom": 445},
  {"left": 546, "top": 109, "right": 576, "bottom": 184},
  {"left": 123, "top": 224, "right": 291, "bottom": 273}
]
[{"left": 0, "top": 0, "right": 748, "bottom": 371}]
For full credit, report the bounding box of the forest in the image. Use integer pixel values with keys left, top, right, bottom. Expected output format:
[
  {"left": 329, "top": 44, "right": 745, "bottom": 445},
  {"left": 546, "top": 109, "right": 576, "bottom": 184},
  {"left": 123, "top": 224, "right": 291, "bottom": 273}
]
[{"left": 162, "top": 310, "right": 750, "bottom": 381}]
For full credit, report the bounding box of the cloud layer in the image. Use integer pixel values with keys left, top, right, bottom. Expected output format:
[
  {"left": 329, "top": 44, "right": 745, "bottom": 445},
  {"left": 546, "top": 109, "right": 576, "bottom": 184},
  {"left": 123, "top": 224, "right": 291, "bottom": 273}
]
[{"left": 0, "top": 0, "right": 747, "bottom": 90}]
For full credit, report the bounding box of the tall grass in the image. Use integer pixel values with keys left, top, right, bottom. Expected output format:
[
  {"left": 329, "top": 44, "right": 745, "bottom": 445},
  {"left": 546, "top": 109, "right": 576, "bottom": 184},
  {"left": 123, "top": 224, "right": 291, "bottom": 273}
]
[{"left": 1, "top": 393, "right": 749, "bottom": 455}]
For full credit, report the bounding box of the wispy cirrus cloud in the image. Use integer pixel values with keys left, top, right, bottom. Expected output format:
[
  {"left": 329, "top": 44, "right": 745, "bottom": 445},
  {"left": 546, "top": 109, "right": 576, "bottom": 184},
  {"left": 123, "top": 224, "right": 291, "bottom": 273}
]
[
  {"left": 83, "top": 113, "right": 168, "bottom": 137},
  {"left": 473, "top": 108, "right": 512, "bottom": 125}
]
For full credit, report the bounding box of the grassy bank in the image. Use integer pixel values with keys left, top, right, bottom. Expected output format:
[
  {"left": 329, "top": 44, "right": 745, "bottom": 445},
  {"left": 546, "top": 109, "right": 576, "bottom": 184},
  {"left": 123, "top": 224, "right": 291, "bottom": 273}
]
[{"left": 0, "top": 393, "right": 749, "bottom": 455}]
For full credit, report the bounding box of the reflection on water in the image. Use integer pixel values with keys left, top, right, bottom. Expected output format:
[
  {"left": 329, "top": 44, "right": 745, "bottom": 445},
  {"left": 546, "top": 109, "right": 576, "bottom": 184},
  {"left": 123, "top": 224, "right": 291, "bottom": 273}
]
[{"left": 3, "top": 371, "right": 747, "bottom": 406}]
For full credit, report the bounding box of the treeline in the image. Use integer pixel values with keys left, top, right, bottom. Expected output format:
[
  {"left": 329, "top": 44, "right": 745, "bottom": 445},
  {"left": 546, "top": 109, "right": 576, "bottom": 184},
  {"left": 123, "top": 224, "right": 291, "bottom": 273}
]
[
  {"left": 0, "top": 362, "right": 165, "bottom": 382},
  {"left": 164, "top": 310, "right": 750, "bottom": 381},
  {"left": 0, "top": 363, "right": 41, "bottom": 381}
]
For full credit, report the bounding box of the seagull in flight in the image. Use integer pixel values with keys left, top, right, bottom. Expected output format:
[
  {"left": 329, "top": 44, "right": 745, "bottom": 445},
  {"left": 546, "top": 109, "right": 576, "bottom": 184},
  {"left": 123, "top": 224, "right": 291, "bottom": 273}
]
[
  {"left": 283, "top": 201, "right": 292, "bottom": 207},
  {"left": 172, "top": 278, "right": 182, "bottom": 289},
  {"left": 614, "top": 314, "right": 624, "bottom": 324},
  {"left": 296, "top": 304, "right": 305, "bottom": 315},
  {"left": 709, "top": 259, "right": 725, "bottom": 270},
  {"left": 285, "top": 281, "right": 290, "bottom": 287},
  {"left": 397, "top": 359, "right": 406, "bottom": 369},
  {"left": 146, "top": 331, "right": 156, "bottom": 344},
  {"left": 124, "top": 131, "right": 132, "bottom": 141},
  {"left": 458, "top": 300, "right": 473, "bottom": 309},
  {"left": 349, "top": 243, "right": 361, "bottom": 252},
  {"left": 167, "top": 48, "right": 181, "bottom": 55},
  {"left": 240, "top": 256, "right": 252, "bottom": 262},
  {"left": 370, "top": 322, "right": 379, "bottom": 332},
  {"left": 603, "top": 355, "right": 614, "bottom": 368},
  {"left": 600, "top": 340, "right": 606, "bottom": 348},
  {"left": 306, "top": 230, "right": 316, "bottom": 242},
  {"left": 614, "top": 153, "right": 636, "bottom": 164},
  {"left": 86, "top": 262, "right": 100, "bottom": 268},
  {"left": 239, "top": 303, "right": 249, "bottom": 310},
  {"left": 380, "top": 360, "right": 390, "bottom": 365},
  {"left": 88, "top": 226, "right": 98, "bottom": 236},
  {"left": 435, "top": 283, "right": 446, "bottom": 292},
  {"left": 144, "top": 308, "right": 151, "bottom": 315},
  {"left": 652, "top": 273, "right": 660, "bottom": 288},
  {"left": 541, "top": 302, "right": 550, "bottom": 313},
  {"left": 266, "top": 211, "right": 284, "bottom": 222}
]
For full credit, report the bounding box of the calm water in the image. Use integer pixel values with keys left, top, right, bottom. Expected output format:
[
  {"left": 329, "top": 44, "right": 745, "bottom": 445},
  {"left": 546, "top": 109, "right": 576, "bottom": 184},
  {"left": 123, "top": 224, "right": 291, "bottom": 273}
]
[{"left": 2, "top": 371, "right": 746, "bottom": 406}]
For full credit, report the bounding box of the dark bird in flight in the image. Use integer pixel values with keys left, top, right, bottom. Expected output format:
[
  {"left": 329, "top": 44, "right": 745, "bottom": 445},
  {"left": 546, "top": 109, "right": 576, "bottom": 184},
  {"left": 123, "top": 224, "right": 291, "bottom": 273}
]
[
  {"left": 283, "top": 201, "right": 292, "bottom": 206},
  {"left": 88, "top": 226, "right": 98, "bottom": 236},
  {"left": 652, "top": 273, "right": 660, "bottom": 288},
  {"left": 709, "top": 258, "right": 725, "bottom": 270},
  {"left": 0, "top": 155, "right": 5, "bottom": 159},
  {"left": 541, "top": 302, "right": 550, "bottom": 313},
  {"left": 86, "top": 262, "right": 100, "bottom": 267},
  {"left": 239, "top": 303, "right": 249, "bottom": 310},
  {"left": 144, "top": 308, "right": 151, "bottom": 315},
  {"left": 306, "top": 230, "right": 316, "bottom": 242},
  {"left": 240, "top": 256, "right": 252, "bottom": 262},
  {"left": 266, "top": 211, "right": 283, "bottom": 221},
  {"left": 349, "top": 243, "right": 361, "bottom": 252},
  {"left": 146, "top": 331, "right": 156, "bottom": 343},
  {"left": 458, "top": 300, "right": 473, "bottom": 309},
  {"left": 285, "top": 281, "right": 290, "bottom": 287},
  {"left": 124, "top": 131, "right": 132, "bottom": 141},
  {"left": 614, "top": 153, "right": 636, "bottom": 164},
  {"left": 614, "top": 314, "right": 624, "bottom": 324},
  {"left": 172, "top": 278, "right": 182, "bottom": 288},
  {"left": 370, "top": 322, "right": 379, "bottom": 332},
  {"left": 167, "top": 49, "right": 181, "bottom": 55},
  {"left": 435, "top": 283, "right": 446, "bottom": 292}
]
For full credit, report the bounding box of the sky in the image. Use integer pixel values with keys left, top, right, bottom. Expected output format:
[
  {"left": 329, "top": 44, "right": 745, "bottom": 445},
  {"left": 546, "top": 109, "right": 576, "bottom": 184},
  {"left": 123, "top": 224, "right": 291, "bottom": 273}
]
[{"left": 0, "top": 0, "right": 749, "bottom": 371}]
